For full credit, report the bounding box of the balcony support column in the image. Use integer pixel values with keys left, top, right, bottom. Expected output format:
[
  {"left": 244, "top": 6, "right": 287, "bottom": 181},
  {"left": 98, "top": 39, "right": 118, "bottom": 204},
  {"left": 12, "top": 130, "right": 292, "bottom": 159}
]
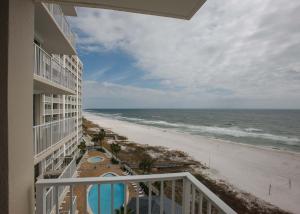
[
  {"left": 183, "top": 178, "right": 191, "bottom": 214},
  {"left": 36, "top": 184, "right": 46, "bottom": 214},
  {"left": 0, "top": 0, "right": 35, "bottom": 213}
]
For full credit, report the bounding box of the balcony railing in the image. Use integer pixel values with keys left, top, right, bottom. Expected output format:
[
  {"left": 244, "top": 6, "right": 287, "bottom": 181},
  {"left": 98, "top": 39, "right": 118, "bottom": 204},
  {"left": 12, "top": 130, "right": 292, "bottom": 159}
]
[
  {"left": 44, "top": 158, "right": 77, "bottom": 214},
  {"left": 44, "top": 109, "right": 52, "bottom": 115},
  {"left": 36, "top": 172, "right": 236, "bottom": 214},
  {"left": 33, "top": 118, "right": 76, "bottom": 156},
  {"left": 52, "top": 109, "right": 61, "bottom": 114},
  {"left": 53, "top": 97, "right": 63, "bottom": 103},
  {"left": 34, "top": 44, "right": 76, "bottom": 93},
  {"left": 43, "top": 95, "right": 52, "bottom": 103},
  {"left": 43, "top": 3, "right": 76, "bottom": 48}
]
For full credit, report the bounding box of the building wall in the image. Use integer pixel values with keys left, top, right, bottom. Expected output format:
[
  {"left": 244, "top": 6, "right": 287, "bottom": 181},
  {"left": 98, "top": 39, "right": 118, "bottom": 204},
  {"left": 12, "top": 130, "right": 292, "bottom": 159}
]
[
  {"left": 32, "top": 54, "right": 83, "bottom": 178},
  {"left": 1, "top": 1, "right": 82, "bottom": 212},
  {"left": 7, "top": 0, "right": 35, "bottom": 213},
  {"left": 33, "top": 6, "right": 83, "bottom": 179}
]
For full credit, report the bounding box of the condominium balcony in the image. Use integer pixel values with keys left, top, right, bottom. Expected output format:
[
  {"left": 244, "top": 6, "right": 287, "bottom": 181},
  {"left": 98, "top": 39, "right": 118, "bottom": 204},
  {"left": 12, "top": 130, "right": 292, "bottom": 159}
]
[
  {"left": 42, "top": 157, "right": 77, "bottom": 214},
  {"left": 33, "top": 118, "right": 76, "bottom": 162},
  {"left": 36, "top": 172, "right": 236, "bottom": 214},
  {"left": 35, "top": 3, "right": 76, "bottom": 55},
  {"left": 34, "top": 44, "right": 76, "bottom": 95}
]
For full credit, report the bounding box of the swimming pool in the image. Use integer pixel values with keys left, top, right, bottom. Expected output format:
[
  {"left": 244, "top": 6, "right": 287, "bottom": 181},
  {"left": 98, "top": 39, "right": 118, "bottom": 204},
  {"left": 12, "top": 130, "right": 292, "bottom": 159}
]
[
  {"left": 87, "top": 156, "right": 103, "bottom": 163},
  {"left": 88, "top": 173, "right": 125, "bottom": 214}
]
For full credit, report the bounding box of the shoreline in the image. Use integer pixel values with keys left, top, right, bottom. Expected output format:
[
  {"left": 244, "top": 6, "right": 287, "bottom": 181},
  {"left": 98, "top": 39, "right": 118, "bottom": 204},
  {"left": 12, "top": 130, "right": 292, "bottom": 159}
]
[
  {"left": 84, "top": 112, "right": 300, "bottom": 214},
  {"left": 85, "top": 111, "right": 300, "bottom": 155}
]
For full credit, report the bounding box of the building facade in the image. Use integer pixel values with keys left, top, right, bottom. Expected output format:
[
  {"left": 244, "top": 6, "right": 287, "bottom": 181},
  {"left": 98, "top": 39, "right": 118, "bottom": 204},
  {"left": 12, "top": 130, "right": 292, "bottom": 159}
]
[{"left": 33, "top": 3, "right": 83, "bottom": 181}]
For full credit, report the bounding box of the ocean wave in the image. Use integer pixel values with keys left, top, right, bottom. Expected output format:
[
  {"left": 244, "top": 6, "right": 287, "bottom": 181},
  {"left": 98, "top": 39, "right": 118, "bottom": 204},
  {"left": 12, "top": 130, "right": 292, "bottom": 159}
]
[
  {"left": 113, "top": 116, "right": 183, "bottom": 127},
  {"left": 244, "top": 128, "right": 263, "bottom": 132},
  {"left": 89, "top": 112, "right": 300, "bottom": 145},
  {"left": 187, "top": 125, "right": 300, "bottom": 145},
  {"left": 123, "top": 117, "right": 299, "bottom": 144}
]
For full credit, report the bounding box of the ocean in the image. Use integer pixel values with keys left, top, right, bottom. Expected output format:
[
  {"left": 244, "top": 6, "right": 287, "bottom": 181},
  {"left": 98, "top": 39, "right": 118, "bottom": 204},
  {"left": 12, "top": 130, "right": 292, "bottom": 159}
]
[{"left": 85, "top": 109, "right": 300, "bottom": 152}]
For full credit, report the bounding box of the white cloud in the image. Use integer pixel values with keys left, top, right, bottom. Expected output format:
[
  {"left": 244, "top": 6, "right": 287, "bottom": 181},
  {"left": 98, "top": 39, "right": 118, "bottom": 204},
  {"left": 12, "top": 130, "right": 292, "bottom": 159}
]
[{"left": 71, "top": 0, "right": 300, "bottom": 108}]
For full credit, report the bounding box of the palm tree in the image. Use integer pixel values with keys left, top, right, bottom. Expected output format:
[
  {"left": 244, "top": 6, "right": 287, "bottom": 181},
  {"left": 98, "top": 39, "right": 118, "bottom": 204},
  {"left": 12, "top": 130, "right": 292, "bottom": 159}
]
[
  {"left": 110, "top": 143, "right": 121, "bottom": 158},
  {"left": 139, "top": 157, "right": 155, "bottom": 174},
  {"left": 92, "top": 129, "right": 106, "bottom": 147},
  {"left": 77, "top": 141, "right": 86, "bottom": 154}
]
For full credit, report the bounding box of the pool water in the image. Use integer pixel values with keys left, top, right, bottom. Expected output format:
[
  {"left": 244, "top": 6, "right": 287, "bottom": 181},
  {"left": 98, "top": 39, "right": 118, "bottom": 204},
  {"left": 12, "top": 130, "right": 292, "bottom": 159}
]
[
  {"left": 88, "top": 173, "right": 125, "bottom": 214},
  {"left": 87, "top": 156, "right": 103, "bottom": 163}
]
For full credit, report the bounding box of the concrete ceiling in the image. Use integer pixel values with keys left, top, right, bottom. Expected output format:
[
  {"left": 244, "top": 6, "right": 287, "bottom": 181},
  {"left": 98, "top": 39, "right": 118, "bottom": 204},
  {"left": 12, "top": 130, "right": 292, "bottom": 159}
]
[
  {"left": 41, "top": 0, "right": 207, "bottom": 20},
  {"left": 35, "top": 3, "right": 77, "bottom": 55},
  {"left": 61, "top": 5, "right": 77, "bottom": 16}
]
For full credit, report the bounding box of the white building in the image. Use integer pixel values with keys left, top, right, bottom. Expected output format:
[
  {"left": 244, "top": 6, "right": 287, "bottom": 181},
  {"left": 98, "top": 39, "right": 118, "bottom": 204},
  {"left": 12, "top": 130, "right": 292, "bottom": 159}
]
[{"left": 32, "top": 3, "right": 83, "bottom": 180}]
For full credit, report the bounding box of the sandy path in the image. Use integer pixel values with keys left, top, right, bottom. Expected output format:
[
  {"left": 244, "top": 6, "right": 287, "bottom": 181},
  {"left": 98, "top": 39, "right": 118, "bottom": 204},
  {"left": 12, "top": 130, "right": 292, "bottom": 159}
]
[{"left": 84, "top": 112, "right": 300, "bottom": 213}]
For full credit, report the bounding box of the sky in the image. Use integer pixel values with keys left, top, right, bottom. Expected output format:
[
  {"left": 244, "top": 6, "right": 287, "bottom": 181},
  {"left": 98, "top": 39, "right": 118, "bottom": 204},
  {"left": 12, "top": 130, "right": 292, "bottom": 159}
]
[{"left": 70, "top": 0, "right": 300, "bottom": 109}]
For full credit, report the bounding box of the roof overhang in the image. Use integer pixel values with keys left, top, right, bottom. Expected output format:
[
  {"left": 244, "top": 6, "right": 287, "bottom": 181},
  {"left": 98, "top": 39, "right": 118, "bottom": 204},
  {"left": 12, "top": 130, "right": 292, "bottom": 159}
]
[
  {"left": 35, "top": 3, "right": 77, "bottom": 55},
  {"left": 39, "top": 0, "right": 207, "bottom": 20},
  {"left": 34, "top": 75, "right": 76, "bottom": 95},
  {"left": 60, "top": 5, "right": 77, "bottom": 16}
]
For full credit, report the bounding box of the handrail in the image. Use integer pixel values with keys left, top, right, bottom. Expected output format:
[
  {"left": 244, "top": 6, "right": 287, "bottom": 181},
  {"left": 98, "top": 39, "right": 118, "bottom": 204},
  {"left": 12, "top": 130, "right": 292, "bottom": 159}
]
[
  {"left": 33, "top": 117, "right": 75, "bottom": 129},
  {"left": 33, "top": 44, "right": 76, "bottom": 93},
  {"left": 33, "top": 117, "right": 76, "bottom": 156},
  {"left": 37, "top": 172, "right": 187, "bottom": 186},
  {"left": 186, "top": 173, "right": 236, "bottom": 214},
  {"left": 36, "top": 172, "right": 237, "bottom": 214},
  {"left": 43, "top": 157, "right": 77, "bottom": 214}
]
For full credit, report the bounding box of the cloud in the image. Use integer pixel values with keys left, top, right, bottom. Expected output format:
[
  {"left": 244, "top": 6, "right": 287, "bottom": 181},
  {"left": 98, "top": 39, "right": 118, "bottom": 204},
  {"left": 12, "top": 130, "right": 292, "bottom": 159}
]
[
  {"left": 83, "top": 81, "right": 300, "bottom": 109},
  {"left": 71, "top": 0, "right": 300, "bottom": 108}
]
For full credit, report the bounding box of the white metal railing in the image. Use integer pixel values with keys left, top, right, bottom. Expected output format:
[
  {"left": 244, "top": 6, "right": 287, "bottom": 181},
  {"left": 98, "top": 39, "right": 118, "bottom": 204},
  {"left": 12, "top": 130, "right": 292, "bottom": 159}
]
[
  {"left": 44, "top": 158, "right": 77, "bottom": 214},
  {"left": 44, "top": 109, "right": 52, "bottom": 115},
  {"left": 33, "top": 118, "right": 76, "bottom": 156},
  {"left": 52, "top": 109, "right": 61, "bottom": 114},
  {"left": 34, "top": 44, "right": 76, "bottom": 93},
  {"left": 44, "top": 95, "right": 52, "bottom": 103},
  {"left": 53, "top": 97, "right": 63, "bottom": 103},
  {"left": 43, "top": 3, "right": 76, "bottom": 48},
  {"left": 36, "top": 172, "right": 236, "bottom": 214}
]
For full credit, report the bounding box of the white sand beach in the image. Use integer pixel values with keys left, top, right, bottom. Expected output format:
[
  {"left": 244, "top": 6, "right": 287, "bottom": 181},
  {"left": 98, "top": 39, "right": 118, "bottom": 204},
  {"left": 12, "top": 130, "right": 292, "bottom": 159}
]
[{"left": 84, "top": 112, "right": 300, "bottom": 213}]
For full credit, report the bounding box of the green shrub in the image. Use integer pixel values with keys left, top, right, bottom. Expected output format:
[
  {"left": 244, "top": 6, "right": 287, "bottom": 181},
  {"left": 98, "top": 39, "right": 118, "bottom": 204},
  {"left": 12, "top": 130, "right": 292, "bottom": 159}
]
[{"left": 111, "top": 157, "right": 119, "bottom": 164}]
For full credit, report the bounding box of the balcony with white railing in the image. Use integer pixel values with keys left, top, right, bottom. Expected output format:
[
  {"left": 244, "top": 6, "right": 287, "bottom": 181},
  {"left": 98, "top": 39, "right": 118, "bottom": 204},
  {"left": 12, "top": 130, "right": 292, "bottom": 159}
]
[
  {"left": 43, "top": 3, "right": 76, "bottom": 50},
  {"left": 42, "top": 157, "right": 77, "bottom": 214},
  {"left": 33, "top": 118, "right": 76, "bottom": 158},
  {"left": 53, "top": 97, "right": 63, "bottom": 103},
  {"left": 34, "top": 44, "right": 76, "bottom": 95},
  {"left": 36, "top": 172, "right": 236, "bottom": 214},
  {"left": 44, "top": 109, "right": 53, "bottom": 115}
]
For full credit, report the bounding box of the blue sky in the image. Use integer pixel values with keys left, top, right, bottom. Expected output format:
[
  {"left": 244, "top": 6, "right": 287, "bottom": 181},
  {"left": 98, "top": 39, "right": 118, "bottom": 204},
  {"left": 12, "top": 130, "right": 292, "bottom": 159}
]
[
  {"left": 79, "top": 48, "right": 163, "bottom": 90},
  {"left": 70, "top": 0, "right": 300, "bottom": 109}
]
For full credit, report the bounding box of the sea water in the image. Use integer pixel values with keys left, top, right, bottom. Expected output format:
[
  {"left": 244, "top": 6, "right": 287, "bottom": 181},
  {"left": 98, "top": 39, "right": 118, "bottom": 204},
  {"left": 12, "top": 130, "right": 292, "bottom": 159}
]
[{"left": 86, "top": 109, "right": 300, "bottom": 152}]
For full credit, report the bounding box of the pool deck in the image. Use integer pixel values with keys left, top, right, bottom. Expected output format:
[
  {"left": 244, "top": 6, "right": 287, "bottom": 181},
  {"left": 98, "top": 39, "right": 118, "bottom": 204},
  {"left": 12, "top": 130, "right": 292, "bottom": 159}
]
[{"left": 60, "top": 150, "right": 136, "bottom": 214}]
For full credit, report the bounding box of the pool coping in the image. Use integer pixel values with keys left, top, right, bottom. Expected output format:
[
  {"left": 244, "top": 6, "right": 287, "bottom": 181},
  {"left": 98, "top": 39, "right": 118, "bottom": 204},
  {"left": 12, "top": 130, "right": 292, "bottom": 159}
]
[
  {"left": 86, "top": 172, "right": 130, "bottom": 214},
  {"left": 87, "top": 156, "right": 104, "bottom": 164}
]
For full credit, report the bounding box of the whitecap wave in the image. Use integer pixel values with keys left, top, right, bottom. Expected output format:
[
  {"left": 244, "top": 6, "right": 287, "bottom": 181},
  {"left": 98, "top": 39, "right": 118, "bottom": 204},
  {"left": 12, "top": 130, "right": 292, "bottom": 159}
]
[
  {"left": 90, "top": 112, "right": 300, "bottom": 145},
  {"left": 245, "top": 128, "right": 263, "bottom": 132},
  {"left": 186, "top": 125, "right": 300, "bottom": 145},
  {"left": 122, "top": 117, "right": 300, "bottom": 144}
]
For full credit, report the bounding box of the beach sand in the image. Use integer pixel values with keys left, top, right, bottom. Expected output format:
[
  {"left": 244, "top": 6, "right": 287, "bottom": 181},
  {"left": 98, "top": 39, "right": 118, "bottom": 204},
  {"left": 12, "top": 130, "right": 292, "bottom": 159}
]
[{"left": 84, "top": 112, "right": 300, "bottom": 213}]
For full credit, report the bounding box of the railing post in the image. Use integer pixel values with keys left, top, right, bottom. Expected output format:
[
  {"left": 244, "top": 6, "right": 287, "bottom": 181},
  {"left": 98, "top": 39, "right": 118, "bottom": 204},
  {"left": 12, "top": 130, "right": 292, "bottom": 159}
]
[
  {"left": 34, "top": 127, "right": 37, "bottom": 156},
  {"left": 50, "top": 120, "right": 53, "bottom": 147},
  {"left": 54, "top": 185, "right": 59, "bottom": 214},
  {"left": 36, "top": 184, "right": 46, "bottom": 214},
  {"left": 70, "top": 185, "right": 73, "bottom": 214},
  {"left": 183, "top": 178, "right": 191, "bottom": 214}
]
